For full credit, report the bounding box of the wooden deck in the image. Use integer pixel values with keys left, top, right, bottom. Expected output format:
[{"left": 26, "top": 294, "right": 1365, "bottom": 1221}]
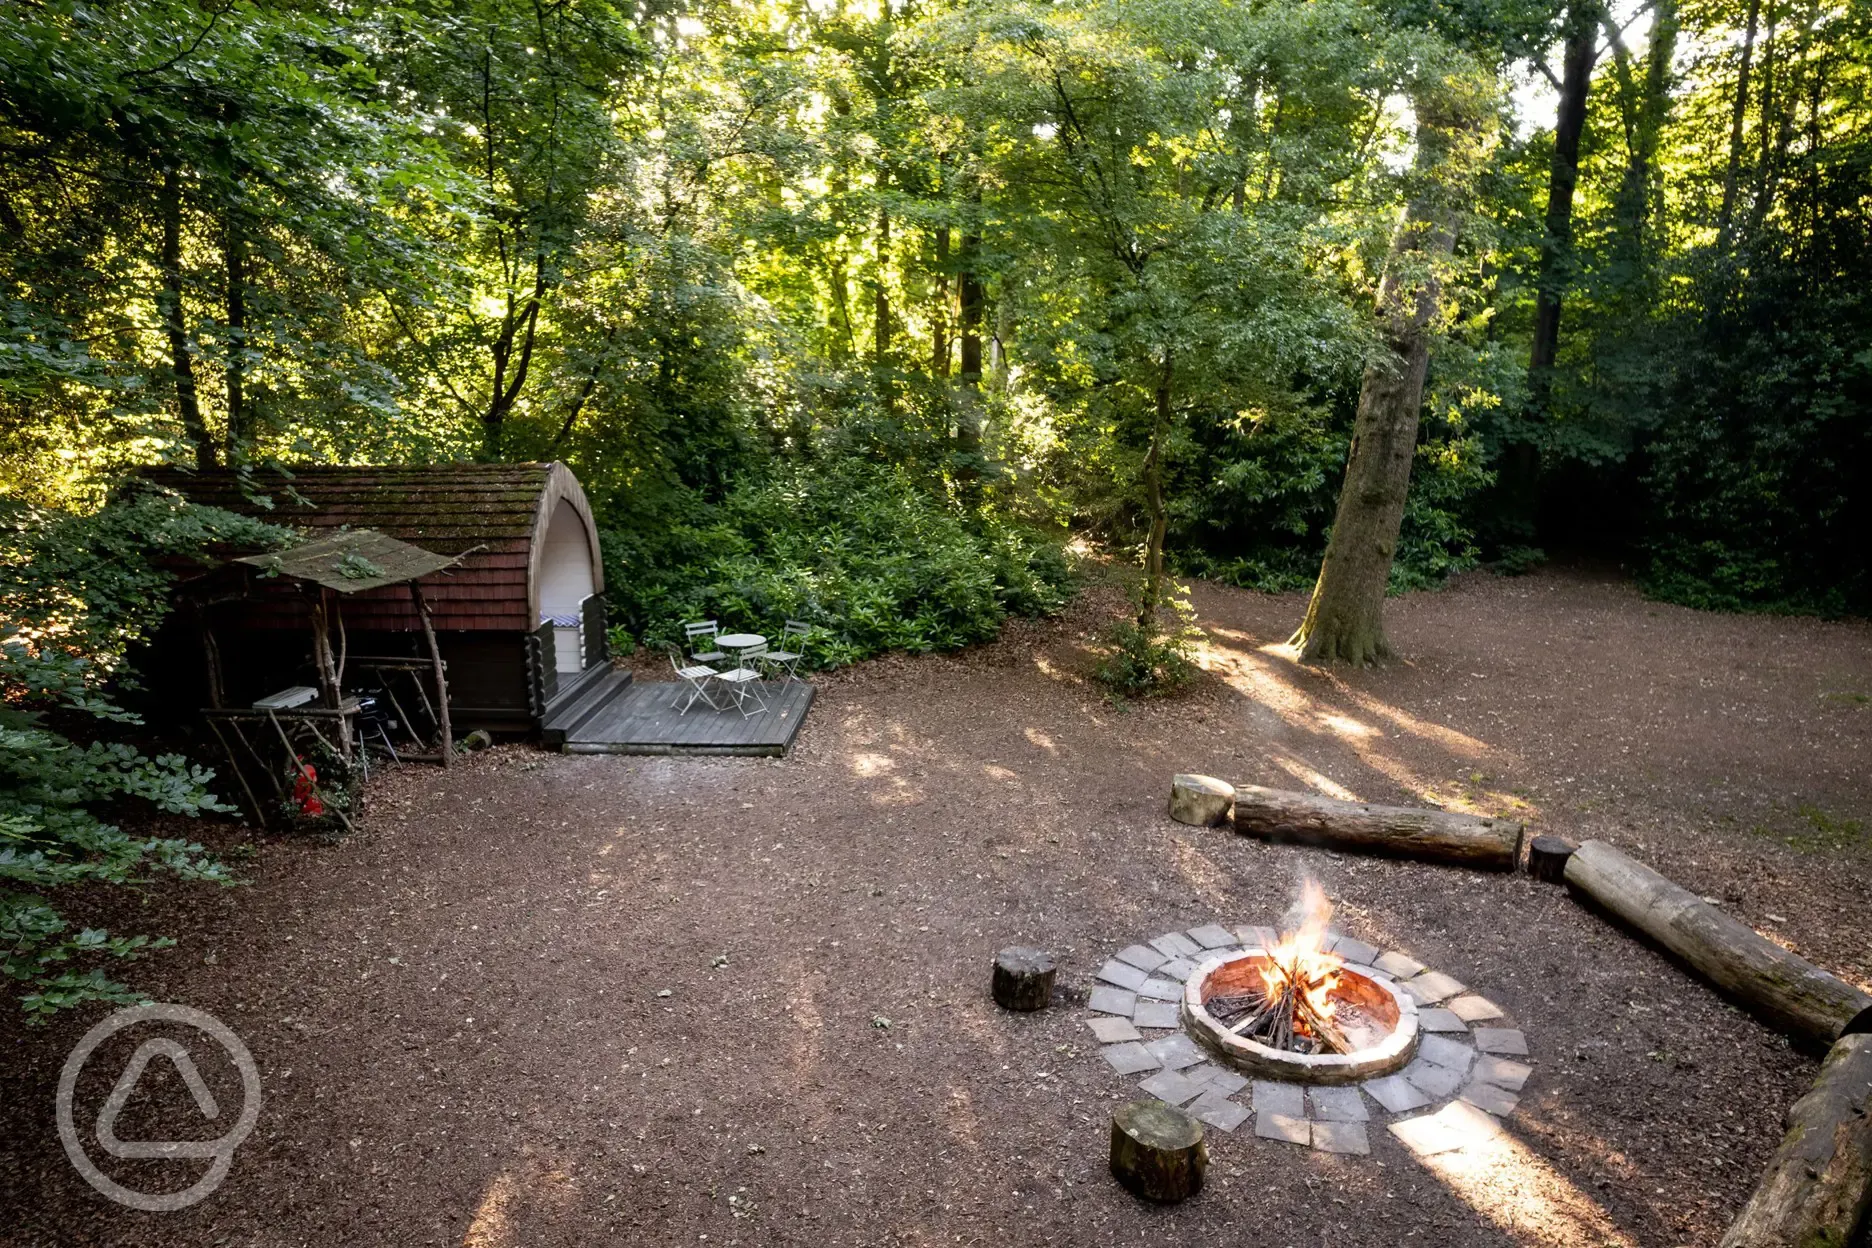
[{"left": 561, "top": 679, "right": 814, "bottom": 756}]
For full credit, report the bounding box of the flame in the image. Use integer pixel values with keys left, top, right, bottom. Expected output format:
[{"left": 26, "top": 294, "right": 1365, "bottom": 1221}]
[{"left": 1257, "top": 877, "right": 1343, "bottom": 1029}]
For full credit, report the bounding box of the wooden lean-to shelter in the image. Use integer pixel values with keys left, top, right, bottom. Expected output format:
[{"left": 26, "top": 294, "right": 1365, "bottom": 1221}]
[{"left": 142, "top": 462, "right": 628, "bottom": 742}]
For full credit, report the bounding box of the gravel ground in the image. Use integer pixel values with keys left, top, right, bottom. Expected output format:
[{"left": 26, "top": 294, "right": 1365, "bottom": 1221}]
[{"left": 2, "top": 565, "right": 1868, "bottom": 1248}]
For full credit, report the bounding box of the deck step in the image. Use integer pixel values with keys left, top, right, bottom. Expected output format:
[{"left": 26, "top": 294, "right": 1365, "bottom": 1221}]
[{"left": 542, "top": 668, "right": 634, "bottom": 748}]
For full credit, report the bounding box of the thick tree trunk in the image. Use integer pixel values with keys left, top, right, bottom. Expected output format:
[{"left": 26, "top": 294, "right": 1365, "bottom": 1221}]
[
  {"left": 1231, "top": 784, "right": 1525, "bottom": 870},
  {"left": 1528, "top": 0, "right": 1602, "bottom": 406},
  {"left": 1291, "top": 113, "right": 1466, "bottom": 665},
  {"left": 222, "top": 212, "right": 249, "bottom": 459},
  {"left": 1719, "top": 1033, "right": 1872, "bottom": 1248},
  {"left": 159, "top": 166, "right": 217, "bottom": 470},
  {"left": 1563, "top": 840, "right": 1872, "bottom": 1045}
]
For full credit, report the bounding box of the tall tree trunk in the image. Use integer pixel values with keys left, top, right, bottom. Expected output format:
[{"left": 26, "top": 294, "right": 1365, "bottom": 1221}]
[
  {"left": 955, "top": 216, "right": 985, "bottom": 484},
  {"left": 480, "top": 252, "right": 546, "bottom": 461},
  {"left": 1612, "top": 0, "right": 1679, "bottom": 273},
  {"left": 1291, "top": 115, "right": 1469, "bottom": 665},
  {"left": 1528, "top": 0, "right": 1602, "bottom": 406},
  {"left": 1139, "top": 351, "right": 1173, "bottom": 625},
  {"left": 1716, "top": 0, "right": 1763, "bottom": 249},
  {"left": 958, "top": 227, "right": 983, "bottom": 391},
  {"left": 931, "top": 225, "right": 951, "bottom": 377},
  {"left": 159, "top": 166, "right": 217, "bottom": 470},
  {"left": 222, "top": 211, "right": 249, "bottom": 459},
  {"left": 1743, "top": 0, "right": 1813, "bottom": 245},
  {"left": 873, "top": 208, "right": 891, "bottom": 363}
]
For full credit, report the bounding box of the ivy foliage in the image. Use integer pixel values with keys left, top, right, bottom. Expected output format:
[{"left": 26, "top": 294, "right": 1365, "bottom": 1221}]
[{"left": 1, "top": 491, "right": 288, "bottom": 1018}]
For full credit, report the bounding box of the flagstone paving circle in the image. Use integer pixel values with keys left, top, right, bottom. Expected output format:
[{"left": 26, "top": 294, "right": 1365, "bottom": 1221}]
[{"left": 1082, "top": 920, "right": 1533, "bottom": 1162}]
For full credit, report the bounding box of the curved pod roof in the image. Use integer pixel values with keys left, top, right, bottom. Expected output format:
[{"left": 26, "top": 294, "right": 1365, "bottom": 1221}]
[{"left": 141, "top": 462, "right": 604, "bottom": 632}]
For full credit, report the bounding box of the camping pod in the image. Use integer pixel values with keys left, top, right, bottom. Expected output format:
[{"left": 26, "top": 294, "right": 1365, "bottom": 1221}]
[{"left": 140, "top": 462, "right": 626, "bottom": 739}]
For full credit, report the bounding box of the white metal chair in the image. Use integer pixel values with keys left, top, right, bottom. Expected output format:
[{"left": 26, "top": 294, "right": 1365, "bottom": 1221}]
[
  {"left": 669, "top": 647, "right": 721, "bottom": 713},
  {"left": 683, "top": 620, "right": 726, "bottom": 665},
  {"left": 713, "top": 643, "right": 767, "bottom": 716},
  {"left": 761, "top": 620, "right": 811, "bottom": 683}
]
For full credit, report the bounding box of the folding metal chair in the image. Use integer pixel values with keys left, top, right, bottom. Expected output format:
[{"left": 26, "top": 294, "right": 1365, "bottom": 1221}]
[
  {"left": 669, "top": 647, "right": 721, "bottom": 713},
  {"left": 353, "top": 695, "right": 399, "bottom": 778},
  {"left": 683, "top": 620, "right": 726, "bottom": 665},
  {"left": 761, "top": 620, "right": 811, "bottom": 683},
  {"left": 713, "top": 643, "right": 767, "bottom": 716}
]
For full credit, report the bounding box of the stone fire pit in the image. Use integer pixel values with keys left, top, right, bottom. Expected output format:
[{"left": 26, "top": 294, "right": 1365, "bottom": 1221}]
[
  {"left": 1182, "top": 949, "right": 1420, "bottom": 1086},
  {"left": 1083, "top": 919, "right": 1532, "bottom": 1158}
]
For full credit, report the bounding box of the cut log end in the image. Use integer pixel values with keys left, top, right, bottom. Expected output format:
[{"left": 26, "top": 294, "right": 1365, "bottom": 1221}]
[
  {"left": 1527, "top": 835, "right": 1578, "bottom": 883},
  {"left": 1110, "top": 1100, "right": 1207, "bottom": 1203},
  {"left": 991, "top": 946, "right": 1057, "bottom": 1012},
  {"left": 1170, "top": 774, "right": 1235, "bottom": 827}
]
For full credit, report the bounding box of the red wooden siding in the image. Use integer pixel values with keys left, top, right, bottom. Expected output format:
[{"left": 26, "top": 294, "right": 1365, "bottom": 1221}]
[{"left": 141, "top": 464, "right": 556, "bottom": 632}]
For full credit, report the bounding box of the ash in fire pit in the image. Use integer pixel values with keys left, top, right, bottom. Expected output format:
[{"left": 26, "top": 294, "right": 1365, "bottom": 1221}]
[{"left": 1181, "top": 882, "right": 1419, "bottom": 1085}]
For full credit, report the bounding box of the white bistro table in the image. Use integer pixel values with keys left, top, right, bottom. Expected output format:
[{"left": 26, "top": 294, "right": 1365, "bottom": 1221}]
[{"left": 715, "top": 633, "right": 767, "bottom": 667}]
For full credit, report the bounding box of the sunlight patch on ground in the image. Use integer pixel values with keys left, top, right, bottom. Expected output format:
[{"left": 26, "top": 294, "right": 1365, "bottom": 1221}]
[
  {"left": 1269, "top": 754, "right": 1360, "bottom": 801},
  {"left": 1317, "top": 712, "right": 1377, "bottom": 739},
  {"left": 943, "top": 1084, "right": 984, "bottom": 1155},
  {"left": 1166, "top": 838, "right": 1238, "bottom": 911},
  {"left": 850, "top": 751, "right": 894, "bottom": 777},
  {"left": 462, "top": 1170, "right": 518, "bottom": 1248},
  {"left": 982, "top": 763, "right": 1021, "bottom": 783},
  {"left": 1355, "top": 748, "right": 1451, "bottom": 808},
  {"left": 1024, "top": 727, "right": 1058, "bottom": 753},
  {"left": 460, "top": 1161, "right": 576, "bottom": 1248},
  {"left": 782, "top": 959, "right": 828, "bottom": 1111},
  {"left": 1341, "top": 690, "right": 1493, "bottom": 760},
  {"left": 1414, "top": 1126, "right": 1638, "bottom": 1248}
]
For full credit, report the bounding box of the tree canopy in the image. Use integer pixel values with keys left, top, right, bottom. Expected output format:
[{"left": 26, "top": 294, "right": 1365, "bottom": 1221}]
[{"left": 4, "top": 0, "right": 1869, "bottom": 1011}]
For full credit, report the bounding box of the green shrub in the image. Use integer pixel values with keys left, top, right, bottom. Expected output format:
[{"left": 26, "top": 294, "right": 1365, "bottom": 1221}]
[
  {"left": 1171, "top": 404, "right": 1487, "bottom": 595},
  {"left": 1093, "top": 581, "right": 1202, "bottom": 696},
  {"left": 1, "top": 490, "right": 288, "bottom": 1019},
  {"left": 600, "top": 461, "right": 1073, "bottom": 667}
]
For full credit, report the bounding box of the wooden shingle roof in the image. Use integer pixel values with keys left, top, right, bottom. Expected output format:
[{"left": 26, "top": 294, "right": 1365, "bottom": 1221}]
[{"left": 141, "top": 463, "right": 598, "bottom": 632}]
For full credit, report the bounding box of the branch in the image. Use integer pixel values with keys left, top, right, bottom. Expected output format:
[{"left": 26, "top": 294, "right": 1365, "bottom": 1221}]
[{"left": 124, "top": 0, "right": 235, "bottom": 78}]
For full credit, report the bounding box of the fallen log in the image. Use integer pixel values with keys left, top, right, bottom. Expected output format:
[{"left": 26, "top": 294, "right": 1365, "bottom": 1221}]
[
  {"left": 1564, "top": 840, "right": 1872, "bottom": 1046},
  {"left": 1231, "top": 784, "right": 1523, "bottom": 870},
  {"left": 1719, "top": 1033, "right": 1872, "bottom": 1248}
]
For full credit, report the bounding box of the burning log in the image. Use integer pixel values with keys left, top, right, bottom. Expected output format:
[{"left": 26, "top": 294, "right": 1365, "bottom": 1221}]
[
  {"left": 1564, "top": 840, "right": 1872, "bottom": 1046},
  {"left": 1719, "top": 1033, "right": 1872, "bottom": 1247},
  {"left": 1297, "top": 994, "right": 1353, "bottom": 1055},
  {"left": 1110, "top": 1100, "right": 1207, "bottom": 1203},
  {"left": 1211, "top": 952, "right": 1348, "bottom": 1055},
  {"left": 1231, "top": 785, "right": 1523, "bottom": 870}
]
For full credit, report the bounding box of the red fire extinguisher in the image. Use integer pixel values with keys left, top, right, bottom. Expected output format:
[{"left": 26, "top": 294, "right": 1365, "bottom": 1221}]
[{"left": 291, "top": 756, "right": 326, "bottom": 817}]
